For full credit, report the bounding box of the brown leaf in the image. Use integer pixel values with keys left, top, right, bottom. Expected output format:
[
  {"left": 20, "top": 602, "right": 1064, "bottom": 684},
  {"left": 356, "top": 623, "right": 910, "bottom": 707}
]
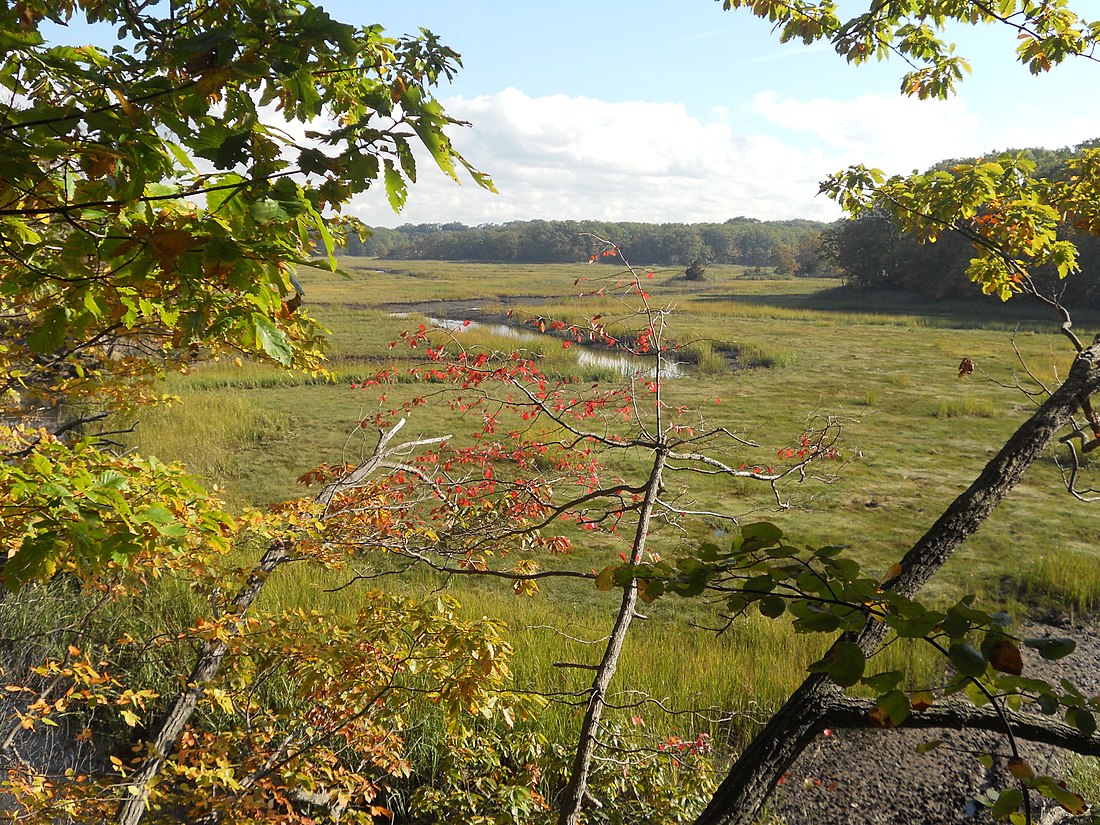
[
  {"left": 1055, "top": 787, "right": 1087, "bottom": 815},
  {"left": 150, "top": 229, "right": 192, "bottom": 259},
  {"left": 390, "top": 76, "right": 407, "bottom": 103},
  {"left": 868, "top": 704, "right": 892, "bottom": 728},
  {"left": 17, "top": 2, "right": 42, "bottom": 30},
  {"left": 85, "top": 152, "right": 118, "bottom": 179},
  {"left": 281, "top": 292, "right": 303, "bottom": 318},
  {"left": 989, "top": 639, "right": 1023, "bottom": 675},
  {"left": 911, "top": 691, "right": 934, "bottom": 712}
]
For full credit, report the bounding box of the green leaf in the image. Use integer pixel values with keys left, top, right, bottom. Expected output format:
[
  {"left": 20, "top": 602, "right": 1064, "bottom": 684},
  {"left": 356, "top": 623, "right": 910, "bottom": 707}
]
[
  {"left": 861, "top": 670, "right": 902, "bottom": 692},
  {"left": 252, "top": 313, "right": 293, "bottom": 365},
  {"left": 826, "top": 641, "right": 865, "bottom": 687},
  {"left": 206, "top": 174, "right": 247, "bottom": 215},
  {"left": 725, "top": 593, "right": 747, "bottom": 613},
  {"left": 1033, "top": 776, "right": 1088, "bottom": 814},
  {"left": 27, "top": 307, "right": 67, "bottom": 353},
  {"left": 1024, "top": 637, "right": 1076, "bottom": 661},
  {"left": 698, "top": 542, "right": 722, "bottom": 561},
  {"left": 250, "top": 198, "right": 286, "bottom": 224},
  {"left": 743, "top": 574, "right": 775, "bottom": 596},
  {"left": 885, "top": 608, "right": 944, "bottom": 638},
  {"left": 594, "top": 565, "right": 615, "bottom": 591},
  {"left": 1, "top": 534, "right": 59, "bottom": 588},
  {"left": 1036, "top": 693, "right": 1059, "bottom": 715},
  {"left": 868, "top": 690, "right": 910, "bottom": 728},
  {"left": 948, "top": 642, "right": 987, "bottom": 677},
  {"left": 758, "top": 595, "right": 785, "bottom": 618},
  {"left": 741, "top": 522, "right": 783, "bottom": 544},
  {"left": 792, "top": 603, "right": 841, "bottom": 634},
  {"left": 1066, "top": 706, "right": 1097, "bottom": 736},
  {"left": 990, "top": 788, "right": 1024, "bottom": 818},
  {"left": 384, "top": 159, "right": 408, "bottom": 212}
]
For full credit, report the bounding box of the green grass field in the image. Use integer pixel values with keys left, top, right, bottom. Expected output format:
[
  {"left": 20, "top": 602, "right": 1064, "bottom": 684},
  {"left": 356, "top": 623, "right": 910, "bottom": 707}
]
[{"left": 115, "top": 258, "right": 1100, "bottom": 747}]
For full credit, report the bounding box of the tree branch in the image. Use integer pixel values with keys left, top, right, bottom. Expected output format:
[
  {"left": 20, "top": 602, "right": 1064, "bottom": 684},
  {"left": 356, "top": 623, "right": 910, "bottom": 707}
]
[{"left": 696, "top": 336, "right": 1100, "bottom": 825}]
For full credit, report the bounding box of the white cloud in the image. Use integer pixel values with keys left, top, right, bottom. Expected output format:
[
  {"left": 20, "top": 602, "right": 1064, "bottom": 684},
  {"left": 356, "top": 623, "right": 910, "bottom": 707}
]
[
  {"left": 749, "top": 91, "right": 984, "bottom": 171},
  {"left": 352, "top": 87, "right": 842, "bottom": 226},
  {"left": 347, "top": 86, "right": 1098, "bottom": 228}
]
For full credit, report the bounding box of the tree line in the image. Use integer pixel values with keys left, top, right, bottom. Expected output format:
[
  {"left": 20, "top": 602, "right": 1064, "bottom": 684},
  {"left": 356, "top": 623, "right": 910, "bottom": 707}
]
[{"left": 347, "top": 217, "right": 834, "bottom": 273}]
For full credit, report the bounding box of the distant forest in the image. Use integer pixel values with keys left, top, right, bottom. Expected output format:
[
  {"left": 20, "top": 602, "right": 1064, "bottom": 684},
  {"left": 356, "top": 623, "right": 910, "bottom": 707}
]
[
  {"left": 345, "top": 217, "right": 835, "bottom": 274},
  {"left": 348, "top": 141, "right": 1100, "bottom": 307}
]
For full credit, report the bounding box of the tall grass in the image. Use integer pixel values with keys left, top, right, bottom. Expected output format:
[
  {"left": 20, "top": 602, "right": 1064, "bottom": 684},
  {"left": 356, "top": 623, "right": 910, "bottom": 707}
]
[
  {"left": 934, "top": 397, "right": 999, "bottom": 419},
  {"left": 114, "top": 385, "right": 292, "bottom": 500},
  {"left": 1015, "top": 549, "right": 1100, "bottom": 614}
]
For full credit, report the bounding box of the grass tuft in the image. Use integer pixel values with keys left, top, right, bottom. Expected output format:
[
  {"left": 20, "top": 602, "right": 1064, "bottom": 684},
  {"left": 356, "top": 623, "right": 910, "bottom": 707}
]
[
  {"left": 1015, "top": 549, "right": 1100, "bottom": 614},
  {"left": 934, "top": 397, "right": 998, "bottom": 419}
]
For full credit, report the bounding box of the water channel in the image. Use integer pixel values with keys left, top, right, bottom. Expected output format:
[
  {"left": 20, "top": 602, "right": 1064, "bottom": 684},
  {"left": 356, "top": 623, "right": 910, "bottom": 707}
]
[{"left": 426, "top": 316, "right": 685, "bottom": 379}]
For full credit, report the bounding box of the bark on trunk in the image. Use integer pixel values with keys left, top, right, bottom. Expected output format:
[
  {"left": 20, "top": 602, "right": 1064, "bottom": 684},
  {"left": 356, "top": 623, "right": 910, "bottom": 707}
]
[
  {"left": 115, "top": 541, "right": 290, "bottom": 825},
  {"left": 826, "top": 695, "right": 1100, "bottom": 754},
  {"left": 116, "top": 419, "right": 421, "bottom": 825},
  {"left": 558, "top": 447, "right": 668, "bottom": 825},
  {"left": 695, "top": 338, "right": 1100, "bottom": 825}
]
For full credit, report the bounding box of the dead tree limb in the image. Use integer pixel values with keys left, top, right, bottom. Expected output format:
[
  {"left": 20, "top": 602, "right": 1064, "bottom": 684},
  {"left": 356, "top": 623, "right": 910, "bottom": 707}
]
[{"left": 115, "top": 418, "right": 434, "bottom": 825}]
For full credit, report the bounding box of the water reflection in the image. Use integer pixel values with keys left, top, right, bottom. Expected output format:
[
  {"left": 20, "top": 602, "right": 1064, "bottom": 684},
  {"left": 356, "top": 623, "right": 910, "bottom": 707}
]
[{"left": 428, "top": 317, "right": 684, "bottom": 379}]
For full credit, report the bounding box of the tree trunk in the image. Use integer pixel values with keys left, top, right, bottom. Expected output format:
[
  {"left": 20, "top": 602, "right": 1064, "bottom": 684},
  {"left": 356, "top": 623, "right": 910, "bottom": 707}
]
[
  {"left": 115, "top": 541, "right": 290, "bottom": 825},
  {"left": 695, "top": 338, "right": 1100, "bottom": 825},
  {"left": 558, "top": 447, "right": 668, "bottom": 825}
]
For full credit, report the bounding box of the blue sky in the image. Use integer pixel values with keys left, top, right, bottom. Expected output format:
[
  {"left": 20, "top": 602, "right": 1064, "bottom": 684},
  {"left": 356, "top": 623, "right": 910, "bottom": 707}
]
[
  {"left": 44, "top": 1, "right": 1100, "bottom": 226},
  {"left": 327, "top": 1, "right": 1099, "bottom": 227}
]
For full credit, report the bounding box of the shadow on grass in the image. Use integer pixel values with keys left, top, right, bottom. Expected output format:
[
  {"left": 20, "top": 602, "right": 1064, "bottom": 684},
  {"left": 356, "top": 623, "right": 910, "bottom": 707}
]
[{"left": 695, "top": 285, "right": 1100, "bottom": 332}]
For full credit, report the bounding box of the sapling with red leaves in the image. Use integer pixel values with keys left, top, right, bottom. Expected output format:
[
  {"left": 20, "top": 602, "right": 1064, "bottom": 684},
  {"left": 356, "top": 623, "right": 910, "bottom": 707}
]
[{"left": 340, "top": 236, "right": 846, "bottom": 824}]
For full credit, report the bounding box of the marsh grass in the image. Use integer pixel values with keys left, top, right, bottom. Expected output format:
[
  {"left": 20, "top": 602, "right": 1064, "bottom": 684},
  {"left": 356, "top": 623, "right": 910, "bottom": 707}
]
[
  {"left": 1015, "top": 549, "right": 1100, "bottom": 614},
  {"left": 128, "top": 262, "right": 1091, "bottom": 602},
  {"left": 678, "top": 341, "right": 726, "bottom": 375},
  {"left": 112, "top": 259, "right": 1098, "bottom": 776},
  {"left": 114, "top": 384, "right": 292, "bottom": 494},
  {"left": 1067, "top": 756, "right": 1100, "bottom": 804},
  {"left": 934, "top": 397, "right": 999, "bottom": 419}
]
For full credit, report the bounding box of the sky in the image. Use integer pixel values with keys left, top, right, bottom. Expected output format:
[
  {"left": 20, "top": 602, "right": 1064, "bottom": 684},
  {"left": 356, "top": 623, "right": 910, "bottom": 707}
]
[
  {"left": 326, "top": 0, "right": 1099, "bottom": 227},
  {"left": 43, "top": 1, "right": 1100, "bottom": 227}
]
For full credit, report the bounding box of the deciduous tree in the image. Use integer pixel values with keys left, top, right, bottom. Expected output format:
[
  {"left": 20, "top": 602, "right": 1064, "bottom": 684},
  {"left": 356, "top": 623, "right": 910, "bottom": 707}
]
[
  {"left": 0, "top": 3, "right": 503, "bottom": 824},
  {"left": 681, "top": 2, "right": 1100, "bottom": 822}
]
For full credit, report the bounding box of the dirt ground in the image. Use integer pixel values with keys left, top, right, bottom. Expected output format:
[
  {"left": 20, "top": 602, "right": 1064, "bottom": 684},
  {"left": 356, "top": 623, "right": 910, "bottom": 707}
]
[{"left": 769, "top": 618, "right": 1099, "bottom": 824}]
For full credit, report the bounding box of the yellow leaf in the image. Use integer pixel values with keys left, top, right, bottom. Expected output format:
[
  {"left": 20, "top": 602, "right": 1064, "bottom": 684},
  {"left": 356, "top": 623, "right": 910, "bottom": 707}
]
[
  {"left": 878, "top": 562, "right": 902, "bottom": 585},
  {"left": 1007, "top": 757, "right": 1035, "bottom": 782}
]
